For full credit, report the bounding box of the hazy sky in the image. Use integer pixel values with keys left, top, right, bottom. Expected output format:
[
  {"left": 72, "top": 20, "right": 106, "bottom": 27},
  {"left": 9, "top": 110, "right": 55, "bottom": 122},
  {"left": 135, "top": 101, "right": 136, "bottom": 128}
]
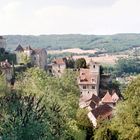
[{"left": 0, "top": 0, "right": 140, "bottom": 35}]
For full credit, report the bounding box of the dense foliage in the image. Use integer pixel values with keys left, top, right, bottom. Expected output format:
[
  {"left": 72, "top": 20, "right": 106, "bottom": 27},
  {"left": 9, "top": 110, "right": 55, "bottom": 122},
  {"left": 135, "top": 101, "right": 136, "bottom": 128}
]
[
  {"left": 75, "top": 58, "right": 87, "bottom": 69},
  {"left": 115, "top": 58, "right": 140, "bottom": 76},
  {"left": 0, "top": 68, "right": 86, "bottom": 140},
  {"left": 0, "top": 49, "right": 16, "bottom": 63},
  {"left": 4, "top": 34, "right": 140, "bottom": 53},
  {"left": 93, "top": 76, "right": 140, "bottom": 140}
]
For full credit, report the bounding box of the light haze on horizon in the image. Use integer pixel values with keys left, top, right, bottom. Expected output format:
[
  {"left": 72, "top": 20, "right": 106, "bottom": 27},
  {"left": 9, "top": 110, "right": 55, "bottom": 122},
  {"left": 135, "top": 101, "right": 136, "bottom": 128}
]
[{"left": 0, "top": 0, "right": 140, "bottom": 35}]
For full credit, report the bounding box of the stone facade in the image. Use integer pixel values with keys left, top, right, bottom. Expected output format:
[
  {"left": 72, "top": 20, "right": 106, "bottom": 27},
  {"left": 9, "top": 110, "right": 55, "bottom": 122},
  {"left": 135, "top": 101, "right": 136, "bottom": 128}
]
[
  {"left": 15, "top": 45, "right": 47, "bottom": 70},
  {"left": 51, "top": 58, "right": 66, "bottom": 77},
  {"left": 78, "top": 60, "right": 100, "bottom": 97}
]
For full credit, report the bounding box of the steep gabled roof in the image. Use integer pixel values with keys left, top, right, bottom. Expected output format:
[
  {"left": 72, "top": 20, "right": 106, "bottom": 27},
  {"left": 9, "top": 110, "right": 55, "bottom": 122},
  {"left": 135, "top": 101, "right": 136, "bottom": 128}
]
[
  {"left": 102, "top": 91, "right": 113, "bottom": 103},
  {"left": 112, "top": 92, "right": 119, "bottom": 102},
  {"left": 91, "top": 104, "right": 113, "bottom": 119},
  {"left": 15, "top": 44, "right": 24, "bottom": 52}
]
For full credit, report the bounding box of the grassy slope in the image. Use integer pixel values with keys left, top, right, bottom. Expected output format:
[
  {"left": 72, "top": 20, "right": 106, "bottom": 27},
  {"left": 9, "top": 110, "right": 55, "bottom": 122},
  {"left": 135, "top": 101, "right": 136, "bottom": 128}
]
[{"left": 4, "top": 33, "right": 140, "bottom": 53}]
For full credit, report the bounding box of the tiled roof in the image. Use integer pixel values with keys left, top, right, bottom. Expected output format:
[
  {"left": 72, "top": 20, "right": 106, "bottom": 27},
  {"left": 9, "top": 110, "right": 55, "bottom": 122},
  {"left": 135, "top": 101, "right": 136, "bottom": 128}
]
[
  {"left": 102, "top": 91, "right": 113, "bottom": 103},
  {"left": 0, "top": 60, "right": 11, "bottom": 69},
  {"left": 15, "top": 44, "right": 24, "bottom": 52},
  {"left": 91, "top": 104, "right": 113, "bottom": 119},
  {"left": 52, "top": 58, "right": 65, "bottom": 65},
  {"left": 79, "top": 93, "right": 100, "bottom": 109},
  {"left": 88, "top": 101, "right": 96, "bottom": 109},
  {"left": 112, "top": 92, "right": 119, "bottom": 102},
  {"left": 79, "top": 68, "right": 97, "bottom": 84},
  {"left": 80, "top": 93, "right": 100, "bottom": 104}
]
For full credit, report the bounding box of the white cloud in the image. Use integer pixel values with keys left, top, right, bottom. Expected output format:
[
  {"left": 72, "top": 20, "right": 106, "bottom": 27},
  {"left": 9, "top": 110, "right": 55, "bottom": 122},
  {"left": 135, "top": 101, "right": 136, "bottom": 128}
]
[{"left": 0, "top": 0, "right": 140, "bottom": 35}]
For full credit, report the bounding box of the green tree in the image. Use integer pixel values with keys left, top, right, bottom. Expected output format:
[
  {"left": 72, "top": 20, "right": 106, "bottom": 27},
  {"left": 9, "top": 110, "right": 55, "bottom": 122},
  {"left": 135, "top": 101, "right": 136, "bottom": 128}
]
[
  {"left": 75, "top": 58, "right": 87, "bottom": 69},
  {"left": 110, "top": 76, "right": 140, "bottom": 140},
  {"left": 94, "top": 76, "right": 140, "bottom": 140},
  {"left": 15, "top": 68, "right": 83, "bottom": 139}
]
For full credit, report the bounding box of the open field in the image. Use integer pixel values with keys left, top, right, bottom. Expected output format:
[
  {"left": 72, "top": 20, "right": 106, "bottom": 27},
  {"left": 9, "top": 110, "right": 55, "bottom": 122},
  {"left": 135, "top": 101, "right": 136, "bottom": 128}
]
[
  {"left": 48, "top": 48, "right": 97, "bottom": 54},
  {"left": 73, "top": 54, "right": 128, "bottom": 65},
  {"left": 48, "top": 48, "right": 128, "bottom": 65}
]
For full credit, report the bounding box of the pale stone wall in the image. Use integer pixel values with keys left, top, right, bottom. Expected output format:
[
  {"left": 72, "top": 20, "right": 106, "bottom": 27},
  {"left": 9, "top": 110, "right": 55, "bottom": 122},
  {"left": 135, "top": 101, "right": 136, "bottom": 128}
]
[
  {"left": 52, "top": 64, "right": 66, "bottom": 77},
  {"left": 87, "top": 112, "right": 97, "bottom": 127}
]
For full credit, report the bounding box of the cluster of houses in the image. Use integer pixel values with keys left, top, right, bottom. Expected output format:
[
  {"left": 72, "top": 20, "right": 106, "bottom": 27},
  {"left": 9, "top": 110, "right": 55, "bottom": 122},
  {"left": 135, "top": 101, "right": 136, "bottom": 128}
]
[
  {"left": 0, "top": 36, "right": 120, "bottom": 127},
  {"left": 77, "top": 60, "right": 119, "bottom": 127},
  {"left": 0, "top": 36, "right": 67, "bottom": 82}
]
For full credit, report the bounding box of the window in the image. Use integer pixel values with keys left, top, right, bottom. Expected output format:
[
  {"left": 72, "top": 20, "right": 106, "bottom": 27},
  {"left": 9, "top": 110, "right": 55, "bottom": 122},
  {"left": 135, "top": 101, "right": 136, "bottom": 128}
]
[
  {"left": 93, "top": 65, "right": 95, "bottom": 68},
  {"left": 83, "top": 85, "right": 86, "bottom": 89},
  {"left": 92, "top": 85, "right": 95, "bottom": 89}
]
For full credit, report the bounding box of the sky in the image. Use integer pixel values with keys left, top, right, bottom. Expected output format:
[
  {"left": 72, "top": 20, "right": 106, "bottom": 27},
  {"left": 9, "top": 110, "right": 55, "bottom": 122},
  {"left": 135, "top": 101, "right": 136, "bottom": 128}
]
[{"left": 0, "top": 0, "right": 140, "bottom": 35}]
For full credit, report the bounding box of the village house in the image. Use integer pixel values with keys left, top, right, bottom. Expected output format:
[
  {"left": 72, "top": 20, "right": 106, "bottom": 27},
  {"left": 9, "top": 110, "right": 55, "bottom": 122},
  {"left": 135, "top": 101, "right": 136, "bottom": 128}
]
[
  {"left": 79, "top": 93, "right": 100, "bottom": 110},
  {"left": 51, "top": 58, "right": 66, "bottom": 77},
  {"left": 78, "top": 60, "right": 100, "bottom": 97},
  {"left": 87, "top": 104, "right": 113, "bottom": 127},
  {"left": 0, "top": 60, "right": 12, "bottom": 82},
  {"left": 101, "top": 91, "right": 119, "bottom": 107},
  {"left": 77, "top": 59, "right": 121, "bottom": 127},
  {"left": 15, "top": 45, "right": 47, "bottom": 70}
]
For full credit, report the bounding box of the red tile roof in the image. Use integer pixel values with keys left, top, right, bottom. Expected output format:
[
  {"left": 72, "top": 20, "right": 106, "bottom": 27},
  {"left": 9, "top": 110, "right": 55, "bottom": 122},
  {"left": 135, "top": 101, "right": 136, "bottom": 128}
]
[
  {"left": 79, "top": 69, "right": 97, "bottom": 84},
  {"left": 102, "top": 91, "right": 113, "bottom": 103},
  {"left": 91, "top": 104, "right": 113, "bottom": 119},
  {"left": 112, "top": 92, "right": 119, "bottom": 102}
]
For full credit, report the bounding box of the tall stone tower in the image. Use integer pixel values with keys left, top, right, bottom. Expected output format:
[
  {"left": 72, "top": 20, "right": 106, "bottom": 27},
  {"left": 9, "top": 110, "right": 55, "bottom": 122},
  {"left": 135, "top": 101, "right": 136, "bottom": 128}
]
[{"left": 89, "top": 59, "right": 100, "bottom": 95}]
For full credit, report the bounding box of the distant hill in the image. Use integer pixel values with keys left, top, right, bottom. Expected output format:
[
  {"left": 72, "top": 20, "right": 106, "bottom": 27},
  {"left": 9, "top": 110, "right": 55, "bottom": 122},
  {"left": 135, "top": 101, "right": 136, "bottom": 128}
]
[{"left": 4, "top": 34, "right": 140, "bottom": 53}]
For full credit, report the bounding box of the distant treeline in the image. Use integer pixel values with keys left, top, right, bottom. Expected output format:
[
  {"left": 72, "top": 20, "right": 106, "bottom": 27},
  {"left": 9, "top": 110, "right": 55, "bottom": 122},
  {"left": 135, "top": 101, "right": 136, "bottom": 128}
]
[{"left": 4, "top": 33, "right": 140, "bottom": 53}]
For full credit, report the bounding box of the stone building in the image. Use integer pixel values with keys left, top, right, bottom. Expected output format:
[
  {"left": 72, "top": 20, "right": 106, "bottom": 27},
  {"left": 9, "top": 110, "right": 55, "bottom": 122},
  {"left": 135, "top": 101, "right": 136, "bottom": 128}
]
[
  {"left": 15, "top": 45, "right": 47, "bottom": 70},
  {"left": 51, "top": 58, "right": 66, "bottom": 77},
  {"left": 88, "top": 104, "right": 113, "bottom": 127},
  {"left": 78, "top": 60, "right": 100, "bottom": 97}
]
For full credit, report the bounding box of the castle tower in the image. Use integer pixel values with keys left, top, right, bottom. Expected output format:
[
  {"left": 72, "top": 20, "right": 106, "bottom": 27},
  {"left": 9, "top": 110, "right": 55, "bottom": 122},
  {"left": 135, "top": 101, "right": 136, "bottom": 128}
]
[
  {"left": 89, "top": 59, "right": 100, "bottom": 74},
  {"left": 89, "top": 59, "right": 100, "bottom": 95}
]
